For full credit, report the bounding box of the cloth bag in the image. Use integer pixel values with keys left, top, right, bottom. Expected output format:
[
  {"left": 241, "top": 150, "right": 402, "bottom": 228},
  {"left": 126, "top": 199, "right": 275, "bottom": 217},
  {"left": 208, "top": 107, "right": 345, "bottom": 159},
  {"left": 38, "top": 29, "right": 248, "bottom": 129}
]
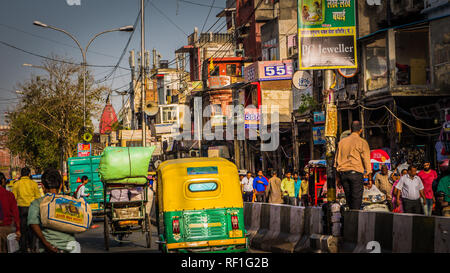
[
  {"left": 40, "top": 194, "right": 92, "bottom": 234},
  {"left": 7, "top": 233, "right": 19, "bottom": 253}
]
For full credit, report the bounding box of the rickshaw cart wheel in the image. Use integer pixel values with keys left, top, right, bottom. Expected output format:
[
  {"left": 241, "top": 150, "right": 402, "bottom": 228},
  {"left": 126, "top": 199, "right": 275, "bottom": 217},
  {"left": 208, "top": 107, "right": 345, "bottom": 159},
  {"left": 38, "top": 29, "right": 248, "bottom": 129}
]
[
  {"left": 104, "top": 213, "right": 110, "bottom": 251},
  {"left": 145, "top": 214, "right": 151, "bottom": 248}
]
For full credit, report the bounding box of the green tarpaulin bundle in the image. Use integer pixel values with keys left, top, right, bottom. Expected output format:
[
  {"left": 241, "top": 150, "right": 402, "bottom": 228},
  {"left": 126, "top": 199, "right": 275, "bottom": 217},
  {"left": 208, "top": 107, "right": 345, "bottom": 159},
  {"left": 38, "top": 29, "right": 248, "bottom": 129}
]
[{"left": 99, "top": 146, "right": 156, "bottom": 184}]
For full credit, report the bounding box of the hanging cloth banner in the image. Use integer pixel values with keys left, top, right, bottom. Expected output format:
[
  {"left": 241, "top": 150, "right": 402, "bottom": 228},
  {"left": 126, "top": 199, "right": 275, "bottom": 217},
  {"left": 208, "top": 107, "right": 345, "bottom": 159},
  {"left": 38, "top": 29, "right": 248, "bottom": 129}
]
[{"left": 325, "top": 104, "right": 337, "bottom": 137}]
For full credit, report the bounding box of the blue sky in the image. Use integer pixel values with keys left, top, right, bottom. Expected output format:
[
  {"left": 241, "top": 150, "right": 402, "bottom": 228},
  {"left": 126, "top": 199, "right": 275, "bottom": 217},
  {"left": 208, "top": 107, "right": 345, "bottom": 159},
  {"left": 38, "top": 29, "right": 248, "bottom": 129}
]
[{"left": 0, "top": 0, "right": 226, "bottom": 128}]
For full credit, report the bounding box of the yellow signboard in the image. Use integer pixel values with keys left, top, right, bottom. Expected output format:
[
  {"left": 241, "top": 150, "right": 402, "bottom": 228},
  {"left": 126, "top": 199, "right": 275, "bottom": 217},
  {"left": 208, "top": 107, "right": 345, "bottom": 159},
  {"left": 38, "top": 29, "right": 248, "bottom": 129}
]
[{"left": 325, "top": 104, "right": 338, "bottom": 137}]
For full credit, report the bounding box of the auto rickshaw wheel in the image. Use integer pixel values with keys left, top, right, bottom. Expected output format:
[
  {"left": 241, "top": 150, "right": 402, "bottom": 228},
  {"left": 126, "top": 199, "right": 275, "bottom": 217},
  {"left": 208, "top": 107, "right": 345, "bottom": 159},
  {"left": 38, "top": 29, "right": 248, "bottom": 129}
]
[{"left": 103, "top": 214, "right": 109, "bottom": 251}]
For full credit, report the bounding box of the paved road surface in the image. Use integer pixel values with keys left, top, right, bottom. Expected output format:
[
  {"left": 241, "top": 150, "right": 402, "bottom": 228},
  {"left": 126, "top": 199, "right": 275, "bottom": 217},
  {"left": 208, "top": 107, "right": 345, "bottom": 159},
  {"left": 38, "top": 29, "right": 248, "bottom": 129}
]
[
  {"left": 77, "top": 217, "right": 264, "bottom": 253},
  {"left": 76, "top": 217, "right": 159, "bottom": 253}
]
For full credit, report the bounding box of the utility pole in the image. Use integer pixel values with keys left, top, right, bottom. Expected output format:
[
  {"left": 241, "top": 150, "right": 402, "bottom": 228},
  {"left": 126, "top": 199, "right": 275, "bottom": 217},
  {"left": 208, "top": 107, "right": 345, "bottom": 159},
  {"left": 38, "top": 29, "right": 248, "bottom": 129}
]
[
  {"left": 129, "top": 50, "right": 136, "bottom": 130},
  {"left": 141, "top": 0, "right": 146, "bottom": 147},
  {"left": 324, "top": 70, "right": 337, "bottom": 203}
]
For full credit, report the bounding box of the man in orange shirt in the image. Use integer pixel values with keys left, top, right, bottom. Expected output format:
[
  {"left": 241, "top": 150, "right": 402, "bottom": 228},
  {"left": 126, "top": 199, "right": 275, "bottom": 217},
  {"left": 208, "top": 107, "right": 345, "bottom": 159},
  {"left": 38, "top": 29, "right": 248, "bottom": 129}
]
[{"left": 335, "top": 121, "right": 372, "bottom": 210}]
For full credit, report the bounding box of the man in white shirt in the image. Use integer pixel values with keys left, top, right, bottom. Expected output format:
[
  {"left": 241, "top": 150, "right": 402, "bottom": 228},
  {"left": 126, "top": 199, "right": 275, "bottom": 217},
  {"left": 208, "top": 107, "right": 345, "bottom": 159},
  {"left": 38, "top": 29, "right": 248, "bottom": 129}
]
[
  {"left": 241, "top": 172, "right": 254, "bottom": 202},
  {"left": 395, "top": 166, "right": 426, "bottom": 214}
]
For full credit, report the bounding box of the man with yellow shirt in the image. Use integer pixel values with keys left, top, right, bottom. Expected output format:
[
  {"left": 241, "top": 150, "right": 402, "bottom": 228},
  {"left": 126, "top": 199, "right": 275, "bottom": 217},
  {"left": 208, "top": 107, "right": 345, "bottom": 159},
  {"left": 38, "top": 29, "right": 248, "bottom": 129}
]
[
  {"left": 12, "top": 167, "right": 41, "bottom": 252},
  {"left": 281, "top": 172, "right": 296, "bottom": 205}
]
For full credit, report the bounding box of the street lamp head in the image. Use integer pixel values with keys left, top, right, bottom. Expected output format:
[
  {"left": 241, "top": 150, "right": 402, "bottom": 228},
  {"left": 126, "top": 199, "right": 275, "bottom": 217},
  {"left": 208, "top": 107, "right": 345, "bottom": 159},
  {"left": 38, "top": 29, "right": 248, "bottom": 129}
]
[
  {"left": 22, "top": 63, "right": 33, "bottom": 67},
  {"left": 33, "top": 21, "right": 48, "bottom": 28},
  {"left": 119, "top": 25, "right": 134, "bottom": 32}
]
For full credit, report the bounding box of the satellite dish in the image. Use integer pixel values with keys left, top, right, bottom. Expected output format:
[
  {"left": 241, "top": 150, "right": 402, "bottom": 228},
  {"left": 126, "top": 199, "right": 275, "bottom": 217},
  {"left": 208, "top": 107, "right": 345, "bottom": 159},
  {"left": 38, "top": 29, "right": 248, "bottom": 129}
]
[{"left": 144, "top": 101, "right": 159, "bottom": 116}]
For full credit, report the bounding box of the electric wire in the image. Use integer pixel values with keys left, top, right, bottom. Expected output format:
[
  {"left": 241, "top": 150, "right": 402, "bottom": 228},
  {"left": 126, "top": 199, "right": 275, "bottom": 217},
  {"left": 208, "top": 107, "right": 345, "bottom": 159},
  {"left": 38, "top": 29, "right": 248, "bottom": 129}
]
[
  {"left": 0, "top": 23, "right": 118, "bottom": 60},
  {"left": 178, "top": 0, "right": 224, "bottom": 9},
  {"left": 0, "top": 40, "right": 131, "bottom": 70},
  {"left": 200, "top": 0, "right": 217, "bottom": 33},
  {"left": 149, "top": 1, "right": 189, "bottom": 37}
]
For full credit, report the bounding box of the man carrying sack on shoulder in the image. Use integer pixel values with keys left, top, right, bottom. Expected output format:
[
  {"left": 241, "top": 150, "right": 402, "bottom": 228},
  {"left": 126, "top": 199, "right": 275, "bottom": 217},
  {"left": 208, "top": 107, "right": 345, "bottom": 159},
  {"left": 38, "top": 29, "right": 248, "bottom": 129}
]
[{"left": 28, "top": 168, "right": 90, "bottom": 253}]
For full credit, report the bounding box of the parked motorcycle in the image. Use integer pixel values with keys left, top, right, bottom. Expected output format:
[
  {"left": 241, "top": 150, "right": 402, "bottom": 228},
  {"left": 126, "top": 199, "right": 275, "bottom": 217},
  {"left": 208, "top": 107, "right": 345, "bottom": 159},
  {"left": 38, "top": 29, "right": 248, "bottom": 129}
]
[{"left": 361, "top": 184, "right": 390, "bottom": 212}]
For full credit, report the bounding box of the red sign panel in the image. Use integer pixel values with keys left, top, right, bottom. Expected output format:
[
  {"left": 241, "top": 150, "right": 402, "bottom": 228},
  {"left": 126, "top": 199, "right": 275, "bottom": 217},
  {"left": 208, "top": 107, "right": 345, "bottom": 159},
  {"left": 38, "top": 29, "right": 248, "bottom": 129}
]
[{"left": 77, "top": 143, "right": 91, "bottom": 157}]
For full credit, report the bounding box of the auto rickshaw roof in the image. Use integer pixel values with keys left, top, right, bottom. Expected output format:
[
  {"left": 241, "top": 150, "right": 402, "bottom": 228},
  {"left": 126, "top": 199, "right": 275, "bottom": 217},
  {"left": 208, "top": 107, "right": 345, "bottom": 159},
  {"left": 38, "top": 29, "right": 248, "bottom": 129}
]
[{"left": 157, "top": 157, "right": 235, "bottom": 172}]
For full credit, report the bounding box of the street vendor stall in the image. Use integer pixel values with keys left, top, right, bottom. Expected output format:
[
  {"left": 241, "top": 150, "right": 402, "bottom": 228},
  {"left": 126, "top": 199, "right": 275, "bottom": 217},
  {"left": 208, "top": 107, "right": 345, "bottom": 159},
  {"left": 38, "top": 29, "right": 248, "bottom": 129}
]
[{"left": 306, "top": 160, "right": 327, "bottom": 206}]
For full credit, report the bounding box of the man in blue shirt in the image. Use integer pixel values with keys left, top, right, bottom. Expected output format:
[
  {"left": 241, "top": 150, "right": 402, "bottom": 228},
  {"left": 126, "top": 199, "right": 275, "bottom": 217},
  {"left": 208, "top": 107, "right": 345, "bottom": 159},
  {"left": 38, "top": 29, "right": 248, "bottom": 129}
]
[
  {"left": 253, "top": 170, "right": 269, "bottom": 202},
  {"left": 294, "top": 172, "right": 302, "bottom": 206}
]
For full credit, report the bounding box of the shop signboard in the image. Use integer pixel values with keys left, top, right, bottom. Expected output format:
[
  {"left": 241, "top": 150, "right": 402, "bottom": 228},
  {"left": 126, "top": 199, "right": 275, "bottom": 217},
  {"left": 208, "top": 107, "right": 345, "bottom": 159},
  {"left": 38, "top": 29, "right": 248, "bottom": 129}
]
[
  {"left": 77, "top": 143, "right": 91, "bottom": 157},
  {"left": 313, "top": 111, "right": 326, "bottom": 124},
  {"left": 244, "top": 60, "right": 294, "bottom": 82},
  {"left": 298, "top": 0, "right": 357, "bottom": 69},
  {"left": 208, "top": 76, "right": 231, "bottom": 89},
  {"left": 244, "top": 63, "right": 258, "bottom": 82},
  {"left": 259, "top": 60, "right": 294, "bottom": 81},
  {"left": 244, "top": 108, "right": 260, "bottom": 129},
  {"left": 313, "top": 126, "right": 326, "bottom": 145},
  {"left": 211, "top": 115, "right": 227, "bottom": 127},
  {"left": 189, "top": 81, "right": 203, "bottom": 92}
]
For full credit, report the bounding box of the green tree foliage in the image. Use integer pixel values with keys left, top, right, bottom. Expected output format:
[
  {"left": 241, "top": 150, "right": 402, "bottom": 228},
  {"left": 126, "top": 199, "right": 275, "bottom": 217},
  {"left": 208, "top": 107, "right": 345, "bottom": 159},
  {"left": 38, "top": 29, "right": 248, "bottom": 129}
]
[
  {"left": 7, "top": 56, "right": 108, "bottom": 170},
  {"left": 298, "top": 93, "right": 319, "bottom": 114}
]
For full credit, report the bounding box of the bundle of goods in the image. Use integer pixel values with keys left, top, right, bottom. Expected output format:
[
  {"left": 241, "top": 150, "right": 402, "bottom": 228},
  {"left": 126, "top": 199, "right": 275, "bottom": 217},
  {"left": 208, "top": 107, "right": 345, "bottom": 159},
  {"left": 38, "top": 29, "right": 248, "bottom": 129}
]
[{"left": 99, "top": 147, "right": 156, "bottom": 184}]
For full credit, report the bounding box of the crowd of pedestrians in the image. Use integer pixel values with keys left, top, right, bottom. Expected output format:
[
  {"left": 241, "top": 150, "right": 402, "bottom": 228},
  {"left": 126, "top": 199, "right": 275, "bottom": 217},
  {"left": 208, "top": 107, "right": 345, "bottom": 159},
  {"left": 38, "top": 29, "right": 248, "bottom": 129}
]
[
  {"left": 239, "top": 169, "right": 309, "bottom": 207},
  {"left": 0, "top": 167, "right": 81, "bottom": 253},
  {"left": 240, "top": 120, "right": 450, "bottom": 218}
]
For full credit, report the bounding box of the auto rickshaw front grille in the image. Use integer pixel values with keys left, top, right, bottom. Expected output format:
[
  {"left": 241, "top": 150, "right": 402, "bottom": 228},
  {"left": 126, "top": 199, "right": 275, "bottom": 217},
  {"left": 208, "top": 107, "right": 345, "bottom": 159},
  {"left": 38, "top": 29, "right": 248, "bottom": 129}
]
[{"left": 183, "top": 212, "right": 227, "bottom": 239}]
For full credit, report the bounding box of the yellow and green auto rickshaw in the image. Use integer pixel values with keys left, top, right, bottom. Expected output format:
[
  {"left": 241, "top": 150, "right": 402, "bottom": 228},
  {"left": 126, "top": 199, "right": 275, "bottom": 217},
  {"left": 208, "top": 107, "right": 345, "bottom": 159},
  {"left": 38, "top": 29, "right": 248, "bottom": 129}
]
[{"left": 156, "top": 157, "right": 248, "bottom": 253}]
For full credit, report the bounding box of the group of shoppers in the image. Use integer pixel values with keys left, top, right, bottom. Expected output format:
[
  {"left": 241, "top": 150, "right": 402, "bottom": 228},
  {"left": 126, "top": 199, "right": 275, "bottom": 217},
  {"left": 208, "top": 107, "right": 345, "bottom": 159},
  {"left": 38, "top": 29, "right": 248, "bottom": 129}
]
[{"left": 240, "top": 170, "right": 309, "bottom": 206}]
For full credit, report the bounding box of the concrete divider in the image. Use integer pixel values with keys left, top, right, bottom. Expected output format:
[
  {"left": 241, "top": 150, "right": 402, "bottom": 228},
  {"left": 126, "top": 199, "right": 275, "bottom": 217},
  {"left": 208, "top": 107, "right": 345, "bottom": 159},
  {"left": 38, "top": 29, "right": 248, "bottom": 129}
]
[
  {"left": 244, "top": 203, "right": 325, "bottom": 253},
  {"left": 270, "top": 205, "right": 305, "bottom": 252},
  {"left": 243, "top": 202, "right": 261, "bottom": 243},
  {"left": 342, "top": 210, "right": 450, "bottom": 253},
  {"left": 294, "top": 206, "right": 323, "bottom": 252},
  {"left": 245, "top": 202, "right": 450, "bottom": 253}
]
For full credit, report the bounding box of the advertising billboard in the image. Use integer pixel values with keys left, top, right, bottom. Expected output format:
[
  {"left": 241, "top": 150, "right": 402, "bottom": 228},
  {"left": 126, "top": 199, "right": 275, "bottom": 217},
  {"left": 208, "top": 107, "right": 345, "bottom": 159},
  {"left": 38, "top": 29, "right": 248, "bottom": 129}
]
[{"left": 298, "top": 0, "right": 357, "bottom": 70}]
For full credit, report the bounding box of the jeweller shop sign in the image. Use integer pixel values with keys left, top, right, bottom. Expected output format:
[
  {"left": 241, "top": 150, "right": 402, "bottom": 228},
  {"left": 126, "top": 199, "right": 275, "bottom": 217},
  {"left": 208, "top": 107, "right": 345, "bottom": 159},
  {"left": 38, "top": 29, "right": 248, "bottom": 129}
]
[{"left": 298, "top": 0, "right": 357, "bottom": 70}]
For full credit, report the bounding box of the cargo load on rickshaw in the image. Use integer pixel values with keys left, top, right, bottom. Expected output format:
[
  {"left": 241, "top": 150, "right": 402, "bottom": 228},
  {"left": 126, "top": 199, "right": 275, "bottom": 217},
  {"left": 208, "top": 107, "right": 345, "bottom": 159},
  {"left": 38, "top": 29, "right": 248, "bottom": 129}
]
[{"left": 99, "top": 146, "right": 156, "bottom": 250}]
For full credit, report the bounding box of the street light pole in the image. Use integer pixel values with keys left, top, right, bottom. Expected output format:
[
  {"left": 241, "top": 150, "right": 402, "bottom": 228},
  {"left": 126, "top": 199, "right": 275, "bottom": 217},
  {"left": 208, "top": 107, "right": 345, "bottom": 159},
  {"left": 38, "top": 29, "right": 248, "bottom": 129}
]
[
  {"left": 33, "top": 21, "right": 134, "bottom": 129},
  {"left": 140, "top": 0, "right": 147, "bottom": 147}
]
